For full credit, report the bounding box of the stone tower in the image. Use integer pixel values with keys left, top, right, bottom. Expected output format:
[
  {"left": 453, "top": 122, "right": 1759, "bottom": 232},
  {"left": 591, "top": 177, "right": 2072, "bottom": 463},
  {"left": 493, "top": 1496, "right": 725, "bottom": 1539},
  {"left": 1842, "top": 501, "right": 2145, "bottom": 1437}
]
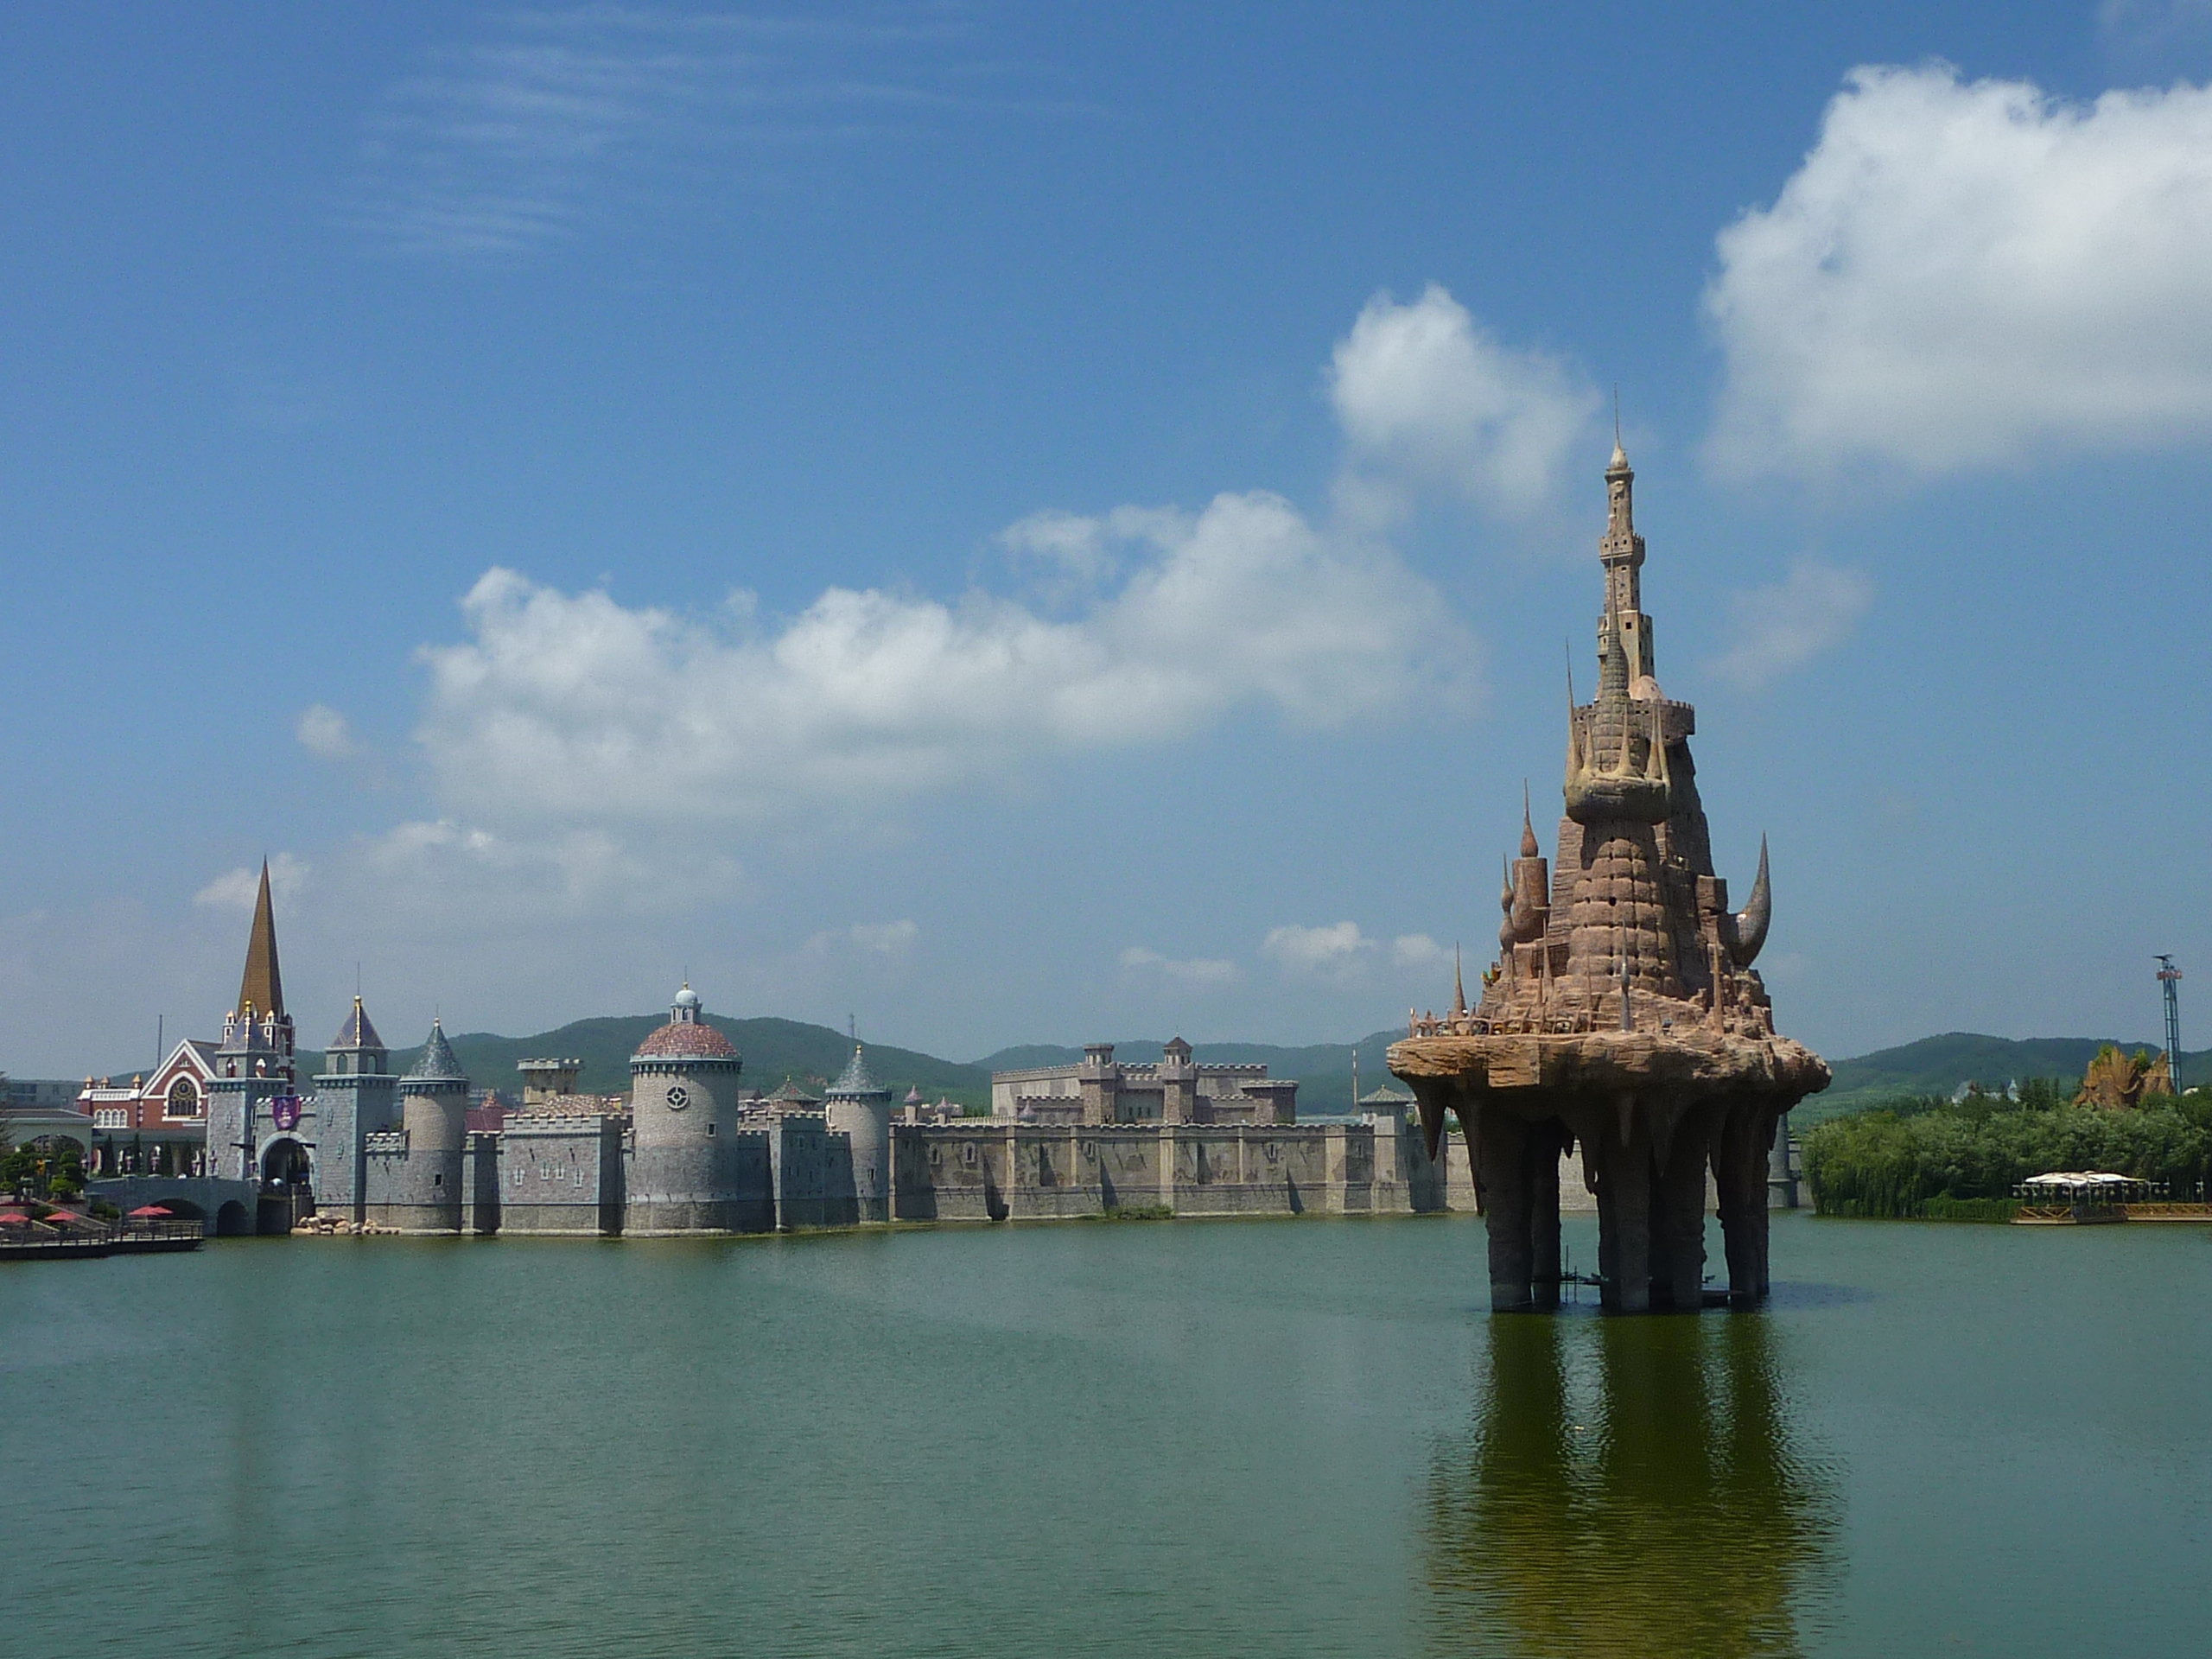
[
  {"left": 379, "top": 1020, "right": 469, "bottom": 1235},
  {"left": 1389, "top": 443, "right": 1827, "bottom": 1313},
  {"left": 823, "top": 1042, "right": 893, "bottom": 1224},
  {"left": 312, "top": 997, "right": 397, "bottom": 1224},
  {"left": 627, "top": 983, "right": 754, "bottom": 1235},
  {"left": 206, "top": 861, "right": 302, "bottom": 1191}
]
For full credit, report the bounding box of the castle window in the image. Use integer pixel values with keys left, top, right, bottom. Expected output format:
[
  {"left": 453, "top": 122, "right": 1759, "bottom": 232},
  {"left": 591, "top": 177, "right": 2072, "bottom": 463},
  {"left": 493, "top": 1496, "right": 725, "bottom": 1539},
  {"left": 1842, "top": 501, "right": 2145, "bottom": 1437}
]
[
  {"left": 433, "top": 1173, "right": 443, "bottom": 1187},
  {"left": 706, "top": 1122, "right": 715, "bottom": 1135},
  {"left": 166, "top": 1077, "right": 200, "bottom": 1119}
]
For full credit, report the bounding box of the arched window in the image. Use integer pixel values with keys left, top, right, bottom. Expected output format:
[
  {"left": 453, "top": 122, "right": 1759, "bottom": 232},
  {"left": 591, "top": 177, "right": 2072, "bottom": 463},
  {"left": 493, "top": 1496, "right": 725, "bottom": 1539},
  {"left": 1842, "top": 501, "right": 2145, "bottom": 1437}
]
[{"left": 167, "top": 1077, "right": 201, "bottom": 1118}]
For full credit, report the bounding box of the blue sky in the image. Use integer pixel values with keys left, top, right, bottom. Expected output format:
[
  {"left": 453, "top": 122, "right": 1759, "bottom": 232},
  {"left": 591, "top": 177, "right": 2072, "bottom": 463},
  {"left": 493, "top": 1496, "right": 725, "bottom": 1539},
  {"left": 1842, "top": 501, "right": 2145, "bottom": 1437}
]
[{"left": 3, "top": 2, "right": 2209, "bottom": 1076}]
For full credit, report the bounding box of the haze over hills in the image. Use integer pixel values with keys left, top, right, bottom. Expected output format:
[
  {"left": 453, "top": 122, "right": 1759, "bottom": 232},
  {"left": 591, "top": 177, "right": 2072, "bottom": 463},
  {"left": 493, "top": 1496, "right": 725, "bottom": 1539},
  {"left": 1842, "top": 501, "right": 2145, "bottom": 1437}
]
[{"left": 78, "top": 1020, "right": 2197, "bottom": 1123}]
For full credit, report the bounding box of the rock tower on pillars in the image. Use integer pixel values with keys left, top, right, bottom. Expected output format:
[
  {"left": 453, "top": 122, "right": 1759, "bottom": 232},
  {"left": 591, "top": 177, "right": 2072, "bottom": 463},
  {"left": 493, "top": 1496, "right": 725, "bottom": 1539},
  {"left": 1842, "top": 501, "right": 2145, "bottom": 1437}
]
[{"left": 1389, "top": 442, "right": 1827, "bottom": 1313}]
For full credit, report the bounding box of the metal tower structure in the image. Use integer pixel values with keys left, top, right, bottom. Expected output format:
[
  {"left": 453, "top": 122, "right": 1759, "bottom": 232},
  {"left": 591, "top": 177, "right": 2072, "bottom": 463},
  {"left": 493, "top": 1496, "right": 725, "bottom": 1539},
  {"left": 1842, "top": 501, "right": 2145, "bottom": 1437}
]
[{"left": 2156, "top": 955, "right": 2183, "bottom": 1090}]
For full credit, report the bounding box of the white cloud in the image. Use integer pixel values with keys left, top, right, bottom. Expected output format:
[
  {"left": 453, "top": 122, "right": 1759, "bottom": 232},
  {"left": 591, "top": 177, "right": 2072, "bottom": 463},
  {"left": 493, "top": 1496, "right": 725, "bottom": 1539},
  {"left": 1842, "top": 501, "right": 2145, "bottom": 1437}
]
[
  {"left": 194, "top": 854, "right": 309, "bottom": 909},
  {"left": 1707, "top": 560, "right": 1874, "bottom": 688},
  {"left": 1389, "top": 933, "right": 1452, "bottom": 972},
  {"left": 1118, "top": 946, "right": 1241, "bottom": 988},
  {"left": 1261, "top": 921, "right": 1375, "bottom": 976},
  {"left": 1707, "top": 64, "right": 2212, "bottom": 477},
  {"left": 417, "top": 491, "right": 1468, "bottom": 829},
  {"left": 296, "top": 703, "right": 357, "bottom": 759},
  {"left": 1332, "top": 284, "right": 1600, "bottom": 517},
  {"left": 849, "top": 919, "right": 919, "bottom": 956},
  {"left": 347, "top": 9, "right": 1047, "bottom": 257}
]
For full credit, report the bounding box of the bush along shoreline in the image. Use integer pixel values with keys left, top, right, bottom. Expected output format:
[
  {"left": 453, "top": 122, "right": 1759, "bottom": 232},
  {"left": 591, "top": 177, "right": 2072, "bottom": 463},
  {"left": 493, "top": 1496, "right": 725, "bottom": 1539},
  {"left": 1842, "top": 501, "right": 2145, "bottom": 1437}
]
[{"left": 1802, "top": 1081, "right": 2212, "bottom": 1220}]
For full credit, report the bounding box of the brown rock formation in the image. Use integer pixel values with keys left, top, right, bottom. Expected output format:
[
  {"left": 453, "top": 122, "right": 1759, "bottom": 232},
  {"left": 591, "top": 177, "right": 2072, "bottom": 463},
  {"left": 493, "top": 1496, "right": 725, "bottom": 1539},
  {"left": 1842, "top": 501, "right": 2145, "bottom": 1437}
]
[
  {"left": 1389, "top": 441, "right": 1828, "bottom": 1312},
  {"left": 2075, "top": 1045, "right": 2173, "bottom": 1109}
]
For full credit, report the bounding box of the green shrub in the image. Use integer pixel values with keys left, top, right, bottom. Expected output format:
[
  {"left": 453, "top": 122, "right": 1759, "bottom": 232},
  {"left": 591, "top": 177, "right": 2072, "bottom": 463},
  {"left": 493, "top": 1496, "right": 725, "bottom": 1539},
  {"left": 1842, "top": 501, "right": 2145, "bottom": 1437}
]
[{"left": 1802, "top": 1096, "right": 2211, "bottom": 1219}]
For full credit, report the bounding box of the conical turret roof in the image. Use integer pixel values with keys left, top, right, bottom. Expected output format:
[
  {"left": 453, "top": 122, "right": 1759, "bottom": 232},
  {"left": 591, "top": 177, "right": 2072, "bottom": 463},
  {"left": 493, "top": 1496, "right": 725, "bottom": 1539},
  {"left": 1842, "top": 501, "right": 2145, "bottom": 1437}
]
[
  {"left": 406, "top": 1019, "right": 467, "bottom": 1084},
  {"left": 826, "top": 1043, "right": 888, "bottom": 1099}
]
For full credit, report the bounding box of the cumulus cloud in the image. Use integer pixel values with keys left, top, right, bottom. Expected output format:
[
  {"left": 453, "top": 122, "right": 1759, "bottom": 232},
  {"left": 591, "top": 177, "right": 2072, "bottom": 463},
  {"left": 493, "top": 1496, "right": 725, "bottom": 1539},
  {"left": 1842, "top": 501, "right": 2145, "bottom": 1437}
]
[
  {"left": 849, "top": 919, "right": 919, "bottom": 956},
  {"left": 194, "top": 853, "right": 309, "bottom": 909},
  {"left": 296, "top": 703, "right": 357, "bottom": 759},
  {"left": 1118, "top": 946, "right": 1241, "bottom": 988},
  {"left": 1707, "top": 63, "right": 2212, "bottom": 477},
  {"left": 417, "top": 491, "right": 1469, "bottom": 828},
  {"left": 1389, "top": 933, "right": 1452, "bottom": 972},
  {"left": 1332, "top": 284, "right": 1600, "bottom": 517},
  {"left": 1707, "top": 561, "right": 1874, "bottom": 688},
  {"left": 1262, "top": 921, "right": 1375, "bottom": 976}
]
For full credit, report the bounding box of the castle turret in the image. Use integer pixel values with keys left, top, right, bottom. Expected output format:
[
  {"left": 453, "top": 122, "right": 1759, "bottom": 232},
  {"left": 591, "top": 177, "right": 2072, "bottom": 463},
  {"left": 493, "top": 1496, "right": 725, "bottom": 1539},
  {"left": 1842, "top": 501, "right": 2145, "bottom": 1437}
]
[
  {"left": 375, "top": 1020, "right": 469, "bottom": 1234},
  {"left": 314, "top": 996, "right": 396, "bottom": 1224},
  {"left": 823, "top": 1043, "right": 893, "bottom": 1224},
  {"left": 627, "top": 983, "right": 761, "bottom": 1234}
]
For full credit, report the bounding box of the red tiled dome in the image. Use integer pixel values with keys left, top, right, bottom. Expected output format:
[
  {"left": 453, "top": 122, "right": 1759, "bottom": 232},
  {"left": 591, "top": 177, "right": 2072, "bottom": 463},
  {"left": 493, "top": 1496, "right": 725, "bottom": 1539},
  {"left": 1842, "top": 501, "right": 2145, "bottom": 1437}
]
[{"left": 633, "top": 1020, "right": 740, "bottom": 1061}]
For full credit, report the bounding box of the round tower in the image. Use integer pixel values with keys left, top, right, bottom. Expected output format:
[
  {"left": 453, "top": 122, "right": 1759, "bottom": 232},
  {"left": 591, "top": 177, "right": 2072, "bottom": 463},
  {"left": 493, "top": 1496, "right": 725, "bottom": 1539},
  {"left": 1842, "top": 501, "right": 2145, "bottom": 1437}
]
[
  {"left": 823, "top": 1043, "right": 893, "bottom": 1224},
  {"left": 389, "top": 1019, "right": 468, "bottom": 1235},
  {"left": 627, "top": 982, "right": 749, "bottom": 1234}
]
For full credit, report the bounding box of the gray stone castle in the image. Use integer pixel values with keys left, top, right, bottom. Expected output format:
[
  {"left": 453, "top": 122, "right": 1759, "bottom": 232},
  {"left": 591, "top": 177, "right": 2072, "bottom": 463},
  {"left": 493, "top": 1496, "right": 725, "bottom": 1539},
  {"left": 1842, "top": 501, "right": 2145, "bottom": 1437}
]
[{"left": 193, "top": 861, "right": 1452, "bottom": 1236}]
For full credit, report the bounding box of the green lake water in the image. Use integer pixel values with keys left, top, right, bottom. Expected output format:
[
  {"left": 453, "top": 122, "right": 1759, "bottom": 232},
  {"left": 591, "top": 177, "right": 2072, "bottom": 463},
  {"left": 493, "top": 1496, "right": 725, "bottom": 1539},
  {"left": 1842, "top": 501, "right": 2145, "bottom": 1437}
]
[{"left": 3, "top": 1211, "right": 2207, "bottom": 1657}]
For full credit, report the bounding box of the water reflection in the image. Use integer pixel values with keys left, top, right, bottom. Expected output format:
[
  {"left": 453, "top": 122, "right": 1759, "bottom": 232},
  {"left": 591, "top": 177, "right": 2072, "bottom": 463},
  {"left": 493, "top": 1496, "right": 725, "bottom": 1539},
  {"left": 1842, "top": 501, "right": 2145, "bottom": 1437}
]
[{"left": 1424, "top": 1316, "right": 1838, "bottom": 1657}]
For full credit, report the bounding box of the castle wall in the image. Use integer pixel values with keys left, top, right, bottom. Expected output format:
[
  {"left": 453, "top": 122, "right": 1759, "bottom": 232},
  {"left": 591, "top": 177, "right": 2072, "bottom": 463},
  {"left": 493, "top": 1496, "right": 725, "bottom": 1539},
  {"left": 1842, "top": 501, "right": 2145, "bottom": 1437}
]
[
  {"left": 500, "top": 1116, "right": 626, "bottom": 1236},
  {"left": 766, "top": 1114, "right": 828, "bottom": 1230},
  {"left": 890, "top": 1121, "right": 1452, "bottom": 1222}
]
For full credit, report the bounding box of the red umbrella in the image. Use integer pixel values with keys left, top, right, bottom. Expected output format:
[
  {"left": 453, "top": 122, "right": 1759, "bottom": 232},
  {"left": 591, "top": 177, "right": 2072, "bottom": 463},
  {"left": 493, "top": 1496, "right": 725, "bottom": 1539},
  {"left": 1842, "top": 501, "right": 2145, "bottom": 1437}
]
[
  {"left": 127, "top": 1205, "right": 173, "bottom": 1218},
  {"left": 41, "top": 1211, "right": 86, "bottom": 1226},
  {"left": 0, "top": 1211, "right": 32, "bottom": 1224}
]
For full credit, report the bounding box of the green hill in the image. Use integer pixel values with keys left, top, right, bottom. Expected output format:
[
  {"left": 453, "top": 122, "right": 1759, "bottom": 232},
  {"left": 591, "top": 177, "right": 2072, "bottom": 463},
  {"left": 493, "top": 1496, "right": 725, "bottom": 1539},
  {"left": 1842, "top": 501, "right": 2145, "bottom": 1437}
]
[
  {"left": 974, "top": 1032, "right": 1407, "bottom": 1117},
  {"left": 285, "top": 1012, "right": 993, "bottom": 1109},
  {"left": 97, "top": 1019, "right": 2199, "bottom": 1129},
  {"left": 1806, "top": 1032, "right": 2209, "bottom": 1122}
]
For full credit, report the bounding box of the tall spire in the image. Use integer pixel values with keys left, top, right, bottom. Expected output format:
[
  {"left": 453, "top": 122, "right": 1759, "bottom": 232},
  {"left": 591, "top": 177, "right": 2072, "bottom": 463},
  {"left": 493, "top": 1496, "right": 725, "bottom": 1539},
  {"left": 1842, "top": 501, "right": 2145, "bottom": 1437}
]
[
  {"left": 238, "top": 859, "right": 283, "bottom": 1017},
  {"left": 1453, "top": 944, "right": 1468, "bottom": 1017}
]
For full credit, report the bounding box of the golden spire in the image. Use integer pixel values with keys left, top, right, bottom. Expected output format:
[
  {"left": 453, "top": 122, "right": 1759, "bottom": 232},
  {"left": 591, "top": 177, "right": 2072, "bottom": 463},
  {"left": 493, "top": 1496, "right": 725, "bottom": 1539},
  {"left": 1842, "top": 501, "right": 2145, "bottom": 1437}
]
[{"left": 237, "top": 859, "right": 284, "bottom": 1019}]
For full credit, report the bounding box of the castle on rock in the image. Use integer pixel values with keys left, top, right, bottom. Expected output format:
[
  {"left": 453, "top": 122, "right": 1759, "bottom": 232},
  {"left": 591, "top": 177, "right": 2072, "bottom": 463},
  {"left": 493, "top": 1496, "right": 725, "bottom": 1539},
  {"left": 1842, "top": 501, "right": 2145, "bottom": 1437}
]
[{"left": 1390, "top": 441, "right": 1827, "bottom": 1312}]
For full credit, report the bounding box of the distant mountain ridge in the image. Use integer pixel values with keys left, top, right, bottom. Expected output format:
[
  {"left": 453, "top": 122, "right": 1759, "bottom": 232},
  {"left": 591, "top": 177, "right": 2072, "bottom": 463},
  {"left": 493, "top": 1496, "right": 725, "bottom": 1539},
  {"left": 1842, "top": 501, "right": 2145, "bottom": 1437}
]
[
  {"left": 1812, "top": 1031, "right": 2207, "bottom": 1119},
  {"left": 80, "top": 1021, "right": 2198, "bottom": 1123}
]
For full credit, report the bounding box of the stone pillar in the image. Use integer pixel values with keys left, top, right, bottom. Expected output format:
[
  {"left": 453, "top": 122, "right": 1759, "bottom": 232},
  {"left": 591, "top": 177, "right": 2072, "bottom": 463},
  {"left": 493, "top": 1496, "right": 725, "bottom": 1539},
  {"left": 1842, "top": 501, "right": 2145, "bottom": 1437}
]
[
  {"left": 1713, "top": 1100, "right": 1775, "bottom": 1302},
  {"left": 1653, "top": 1109, "right": 1712, "bottom": 1311},
  {"left": 1529, "top": 1120, "right": 1563, "bottom": 1310},
  {"left": 1476, "top": 1105, "right": 1534, "bottom": 1312},
  {"left": 1591, "top": 1104, "right": 1652, "bottom": 1313}
]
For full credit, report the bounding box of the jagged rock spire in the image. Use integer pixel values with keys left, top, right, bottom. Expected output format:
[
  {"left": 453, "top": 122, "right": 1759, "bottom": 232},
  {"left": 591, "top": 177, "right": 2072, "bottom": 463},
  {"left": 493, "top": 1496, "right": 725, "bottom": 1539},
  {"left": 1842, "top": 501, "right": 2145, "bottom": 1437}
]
[
  {"left": 1520, "top": 784, "right": 1540, "bottom": 858},
  {"left": 237, "top": 859, "right": 283, "bottom": 1017},
  {"left": 1731, "top": 836, "right": 1772, "bottom": 968},
  {"left": 1452, "top": 944, "right": 1467, "bottom": 1017}
]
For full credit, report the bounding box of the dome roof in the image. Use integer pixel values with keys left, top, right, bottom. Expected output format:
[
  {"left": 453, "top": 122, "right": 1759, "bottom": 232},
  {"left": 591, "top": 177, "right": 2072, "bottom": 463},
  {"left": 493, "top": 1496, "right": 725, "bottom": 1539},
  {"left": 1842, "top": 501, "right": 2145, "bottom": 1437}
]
[
  {"left": 672, "top": 982, "right": 702, "bottom": 1012},
  {"left": 633, "top": 1019, "right": 740, "bottom": 1062}
]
